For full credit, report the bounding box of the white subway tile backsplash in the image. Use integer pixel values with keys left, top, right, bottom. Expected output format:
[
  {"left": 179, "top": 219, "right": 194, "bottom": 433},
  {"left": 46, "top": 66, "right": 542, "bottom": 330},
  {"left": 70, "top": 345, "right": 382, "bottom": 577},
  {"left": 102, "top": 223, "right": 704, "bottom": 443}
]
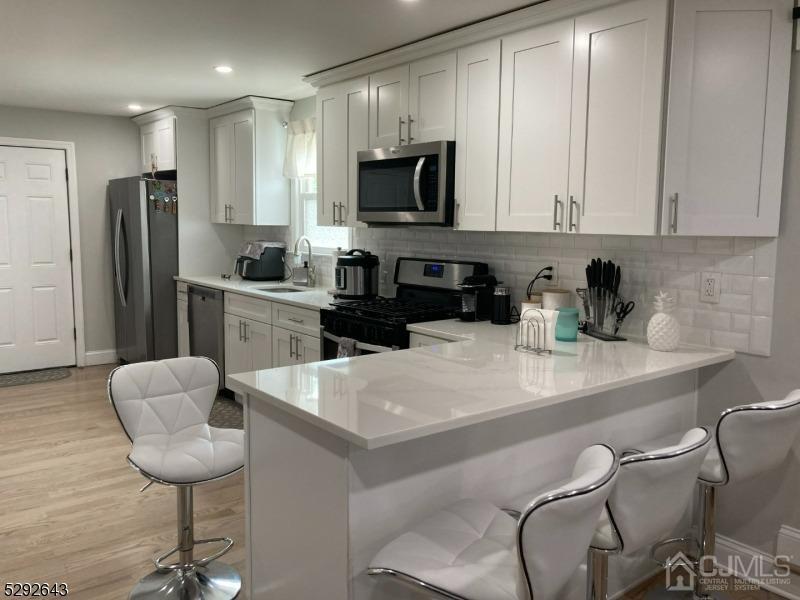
[{"left": 348, "top": 228, "right": 779, "bottom": 357}]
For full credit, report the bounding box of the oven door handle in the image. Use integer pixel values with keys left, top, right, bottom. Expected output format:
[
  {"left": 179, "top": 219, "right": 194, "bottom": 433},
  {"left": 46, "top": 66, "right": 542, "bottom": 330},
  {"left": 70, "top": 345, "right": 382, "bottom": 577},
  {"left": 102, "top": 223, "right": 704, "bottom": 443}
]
[
  {"left": 323, "top": 329, "right": 395, "bottom": 354},
  {"left": 412, "top": 156, "right": 426, "bottom": 211}
]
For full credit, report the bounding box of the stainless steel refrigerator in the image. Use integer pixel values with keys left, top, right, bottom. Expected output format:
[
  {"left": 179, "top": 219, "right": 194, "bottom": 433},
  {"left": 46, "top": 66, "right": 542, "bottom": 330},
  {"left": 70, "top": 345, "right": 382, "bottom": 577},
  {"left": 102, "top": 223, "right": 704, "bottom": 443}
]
[{"left": 109, "top": 177, "right": 178, "bottom": 363}]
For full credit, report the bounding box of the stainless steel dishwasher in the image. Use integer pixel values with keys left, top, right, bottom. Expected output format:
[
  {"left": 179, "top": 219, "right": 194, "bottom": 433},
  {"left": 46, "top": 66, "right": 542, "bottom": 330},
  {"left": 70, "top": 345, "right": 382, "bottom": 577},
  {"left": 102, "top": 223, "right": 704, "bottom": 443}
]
[{"left": 187, "top": 285, "right": 225, "bottom": 379}]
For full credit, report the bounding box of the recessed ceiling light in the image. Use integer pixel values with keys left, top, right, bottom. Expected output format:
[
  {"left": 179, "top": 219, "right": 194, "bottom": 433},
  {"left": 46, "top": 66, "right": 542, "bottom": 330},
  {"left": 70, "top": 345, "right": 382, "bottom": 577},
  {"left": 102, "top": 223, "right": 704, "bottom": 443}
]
[
  {"left": 128, "top": 104, "right": 142, "bottom": 111},
  {"left": 214, "top": 65, "right": 233, "bottom": 74}
]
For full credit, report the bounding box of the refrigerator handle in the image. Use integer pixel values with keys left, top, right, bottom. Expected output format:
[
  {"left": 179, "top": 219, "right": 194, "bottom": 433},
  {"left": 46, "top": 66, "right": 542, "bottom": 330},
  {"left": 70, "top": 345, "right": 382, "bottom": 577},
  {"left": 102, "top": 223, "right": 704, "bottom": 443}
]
[{"left": 114, "top": 209, "right": 127, "bottom": 308}]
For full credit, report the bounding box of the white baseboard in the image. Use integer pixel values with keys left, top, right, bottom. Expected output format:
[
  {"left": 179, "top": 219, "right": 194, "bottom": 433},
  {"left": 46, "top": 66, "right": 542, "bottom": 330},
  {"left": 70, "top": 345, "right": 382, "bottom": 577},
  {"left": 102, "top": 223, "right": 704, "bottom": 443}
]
[
  {"left": 83, "top": 349, "right": 118, "bottom": 366},
  {"left": 716, "top": 534, "right": 800, "bottom": 600}
]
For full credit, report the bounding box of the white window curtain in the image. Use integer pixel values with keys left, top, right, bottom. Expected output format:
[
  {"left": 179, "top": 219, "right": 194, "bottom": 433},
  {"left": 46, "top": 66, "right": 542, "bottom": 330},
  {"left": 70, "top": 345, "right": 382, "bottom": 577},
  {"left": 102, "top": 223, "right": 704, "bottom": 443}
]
[{"left": 283, "top": 117, "right": 316, "bottom": 179}]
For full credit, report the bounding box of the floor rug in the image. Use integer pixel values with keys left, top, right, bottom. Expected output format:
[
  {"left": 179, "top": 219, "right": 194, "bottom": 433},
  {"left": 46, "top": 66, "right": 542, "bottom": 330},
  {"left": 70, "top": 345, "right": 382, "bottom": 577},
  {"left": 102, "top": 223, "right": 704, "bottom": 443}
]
[{"left": 0, "top": 368, "right": 72, "bottom": 388}]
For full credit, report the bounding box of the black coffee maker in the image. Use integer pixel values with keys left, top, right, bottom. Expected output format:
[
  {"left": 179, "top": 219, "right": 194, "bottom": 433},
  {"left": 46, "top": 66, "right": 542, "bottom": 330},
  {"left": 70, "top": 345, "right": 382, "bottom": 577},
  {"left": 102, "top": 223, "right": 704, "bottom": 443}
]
[{"left": 457, "top": 274, "right": 497, "bottom": 321}]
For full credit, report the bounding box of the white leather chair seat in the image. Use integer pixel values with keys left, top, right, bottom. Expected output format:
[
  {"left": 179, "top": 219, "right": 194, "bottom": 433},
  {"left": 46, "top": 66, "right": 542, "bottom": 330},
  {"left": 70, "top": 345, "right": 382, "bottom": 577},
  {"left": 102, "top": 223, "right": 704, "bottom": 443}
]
[
  {"left": 371, "top": 498, "right": 522, "bottom": 600},
  {"left": 699, "top": 442, "right": 724, "bottom": 484},
  {"left": 130, "top": 423, "right": 244, "bottom": 484}
]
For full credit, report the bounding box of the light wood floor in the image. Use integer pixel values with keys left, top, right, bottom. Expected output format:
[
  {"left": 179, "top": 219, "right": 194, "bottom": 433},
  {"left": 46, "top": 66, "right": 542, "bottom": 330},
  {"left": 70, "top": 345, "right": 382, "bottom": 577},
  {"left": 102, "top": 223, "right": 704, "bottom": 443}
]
[
  {"left": 0, "top": 365, "right": 245, "bottom": 599},
  {"left": 0, "top": 364, "right": 782, "bottom": 600}
]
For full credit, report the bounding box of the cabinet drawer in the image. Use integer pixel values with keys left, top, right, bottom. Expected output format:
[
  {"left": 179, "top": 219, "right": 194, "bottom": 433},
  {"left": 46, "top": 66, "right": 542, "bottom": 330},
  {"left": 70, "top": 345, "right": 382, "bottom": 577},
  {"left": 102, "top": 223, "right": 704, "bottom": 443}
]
[
  {"left": 271, "top": 303, "right": 320, "bottom": 337},
  {"left": 224, "top": 292, "right": 271, "bottom": 324},
  {"left": 409, "top": 332, "right": 451, "bottom": 347}
]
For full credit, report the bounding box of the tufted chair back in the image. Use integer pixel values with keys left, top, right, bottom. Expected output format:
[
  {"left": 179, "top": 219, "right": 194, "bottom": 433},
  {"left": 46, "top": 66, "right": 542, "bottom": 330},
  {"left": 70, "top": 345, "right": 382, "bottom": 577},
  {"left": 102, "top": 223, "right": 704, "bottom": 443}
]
[
  {"left": 608, "top": 427, "right": 710, "bottom": 555},
  {"left": 517, "top": 444, "right": 619, "bottom": 600},
  {"left": 714, "top": 391, "right": 800, "bottom": 485},
  {"left": 108, "top": 357, "right": 220, "bottom": 441}
]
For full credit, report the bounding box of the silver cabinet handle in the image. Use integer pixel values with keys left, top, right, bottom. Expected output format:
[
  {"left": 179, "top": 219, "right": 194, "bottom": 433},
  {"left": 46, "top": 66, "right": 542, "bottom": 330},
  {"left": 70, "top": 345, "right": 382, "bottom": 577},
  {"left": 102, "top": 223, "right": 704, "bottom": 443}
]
[
  {"left": 332, "top": 201, "right": 338, "bottom": 225},
  {"left": 295, "top": 334, "right": 302, "bottom": 361},
  {"left": 228, "top": 204, "right": 234, "bottom": 224},
  {"left": 454, "top": 201, "right": 460, "bottom": 229},
  {"left": 339, "top": 202, "right": 346, "bottom": 225},
  {"left": 287, "top": 317, "right": 304, "bottom": 324},
  {"left": 412, "top": 156, "right": 426, "bottom": 211},
  {"left": 553, "top": 195, "right": 563, "bottom": 231},
  {"left": 407, "top": 113, "right": 415, "bottom": 143},
  {"left": 243, "top": 321, "right": 249, "bottom": 343},
  {"left": 238, "top": 319, "right": 244, "bottom": 342},
  {"left": 289, "top": 333, "right": 295, "bottom": 358},
  {"left": 569, "top": 196, "right": 578, "bottom": 232},
  {"left": 670, "top": 193, "right": 679, "bottom": 234},
  {"left": 398, "top": 115, "right": 406, "bottom": 145}
]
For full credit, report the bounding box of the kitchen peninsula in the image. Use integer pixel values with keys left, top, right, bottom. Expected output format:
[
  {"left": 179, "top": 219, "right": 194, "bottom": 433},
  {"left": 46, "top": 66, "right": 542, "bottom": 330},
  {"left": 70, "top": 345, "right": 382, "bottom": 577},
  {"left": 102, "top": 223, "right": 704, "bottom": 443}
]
[{"left": 227, "top": 324, "right": 734, "bottom": 600}]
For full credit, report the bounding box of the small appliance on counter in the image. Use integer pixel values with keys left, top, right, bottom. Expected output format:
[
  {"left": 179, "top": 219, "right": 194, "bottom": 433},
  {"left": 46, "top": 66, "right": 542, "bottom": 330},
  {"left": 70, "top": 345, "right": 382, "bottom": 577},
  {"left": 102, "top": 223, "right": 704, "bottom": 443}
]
[
  {"left": 334, "top": 249, "right": 380, "bottom": 300},
  {"left": 491, "top": 286, "right": 519, "bottom": 325},
  {"left": 234, "top": 241, "right": 286, "bottom": 281},
  {"left": 457, "top": 274, "right": 497, "bottom": 321}
]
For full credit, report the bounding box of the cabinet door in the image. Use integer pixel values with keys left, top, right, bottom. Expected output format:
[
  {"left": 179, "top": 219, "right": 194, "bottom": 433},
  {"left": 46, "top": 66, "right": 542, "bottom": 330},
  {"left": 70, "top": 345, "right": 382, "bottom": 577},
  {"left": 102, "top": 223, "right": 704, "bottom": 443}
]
[
  {"left": 209, "top": 116, "right": 232, "bottom": 223},
  {"left": 295, "top": 332, "right": 321, "bottom": 364},
  {"left": 140, "top": 123, "right": 157, "bottom": 174},
  {"left": 496, "top": 21, "right": 574, "bottom": 232},
  {"left": 245, "top": 319, "right": 272, "bottom": 371},
  {"left": 569, "top": 0, "right": 668, "bottom": 235},
  {"left": 155, "top": 118, "right": 176, "bottom": 171},
  {"left": 343, "top": 79, "right": 369, "bottom": 227},
  {"left": 224, "top": 313, "right": 250, "bottom": 377},
  {"left": 369, "top": 65, "right": 409, "bottom": 148},
  {"left": 316, "top": 84, "right": 343, "bottom": 226},
  {"left": 231, "top": 109, "right": 255, "bottom": 225},
  {"left": 662, "top": 0, "right": 791, "bottom": 237},
  {"left": 408, "top": 53, "right": 456, "bottom": 143},
  {"left": 177, "top": 300, "right": 190, "bottom": 357},
  {"left": 454, "top": 40, "right": 501, "bottom": 231},
  {"left": 271, "top": 326, "right": 296, "bottom": 368}
]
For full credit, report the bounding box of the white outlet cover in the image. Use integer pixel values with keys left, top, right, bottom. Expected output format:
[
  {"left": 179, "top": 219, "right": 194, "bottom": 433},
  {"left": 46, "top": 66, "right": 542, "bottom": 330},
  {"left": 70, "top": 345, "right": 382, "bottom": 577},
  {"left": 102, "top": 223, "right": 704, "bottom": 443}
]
[{"left": 700, "top": 271, "right": 721, "bottom": 304}]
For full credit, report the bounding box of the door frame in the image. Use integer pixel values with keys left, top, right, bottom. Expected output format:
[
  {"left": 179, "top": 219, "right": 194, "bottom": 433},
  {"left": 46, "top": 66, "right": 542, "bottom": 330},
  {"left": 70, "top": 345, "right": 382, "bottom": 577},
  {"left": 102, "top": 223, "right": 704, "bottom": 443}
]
[{"left": 0, "top": 137, "right": 86, "bottom": 367}]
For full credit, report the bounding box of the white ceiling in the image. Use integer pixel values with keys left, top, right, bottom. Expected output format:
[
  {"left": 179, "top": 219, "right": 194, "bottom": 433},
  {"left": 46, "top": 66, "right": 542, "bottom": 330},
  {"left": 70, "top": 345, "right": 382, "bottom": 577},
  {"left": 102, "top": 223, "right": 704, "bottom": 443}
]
[{"left": 1, "top": 0, "right": 535, "bottom": 117}]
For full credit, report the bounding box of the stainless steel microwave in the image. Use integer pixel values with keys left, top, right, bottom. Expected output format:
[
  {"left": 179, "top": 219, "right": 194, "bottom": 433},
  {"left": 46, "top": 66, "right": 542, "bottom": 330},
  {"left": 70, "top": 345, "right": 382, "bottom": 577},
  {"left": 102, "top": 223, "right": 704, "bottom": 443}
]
[{"left": 357, "top": 140, "right": 455, "bottom": 226}]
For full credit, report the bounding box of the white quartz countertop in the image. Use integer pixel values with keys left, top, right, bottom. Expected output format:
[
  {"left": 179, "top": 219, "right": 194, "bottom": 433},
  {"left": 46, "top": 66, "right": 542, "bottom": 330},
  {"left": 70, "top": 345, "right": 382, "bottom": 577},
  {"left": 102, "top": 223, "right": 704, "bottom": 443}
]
[
  {"left": 228, "top": 319, "right": 735, "bottom": 449},
  {"left": 175, "top": 275, "right": 334, "bottom": 311}
]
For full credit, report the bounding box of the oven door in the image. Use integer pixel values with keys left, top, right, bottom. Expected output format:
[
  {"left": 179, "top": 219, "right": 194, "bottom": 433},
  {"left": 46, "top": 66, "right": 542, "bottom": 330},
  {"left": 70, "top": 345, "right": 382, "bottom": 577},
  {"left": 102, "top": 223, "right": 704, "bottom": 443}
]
[
  {"left": 357, "top": 141, "right": 454, "bottom": 225},
  {"left": 321, "top": 328, "right": 396, "bottom": 360}
]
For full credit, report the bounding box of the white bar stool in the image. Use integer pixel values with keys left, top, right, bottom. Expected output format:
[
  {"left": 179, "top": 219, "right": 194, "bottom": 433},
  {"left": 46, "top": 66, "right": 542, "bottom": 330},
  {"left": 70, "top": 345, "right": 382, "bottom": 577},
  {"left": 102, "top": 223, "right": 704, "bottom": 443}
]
[
  {"left": 693, "top": 392, "right": 800, "bottom": 598},
  {"left": 368, "top": 444, "right": 619, "bottom": 600},
  {"left": 586, "top": 427, "right": 712, "bottom": 600},
  {"left": 109, "top": 357, "right": 244, "bottom": 600}
]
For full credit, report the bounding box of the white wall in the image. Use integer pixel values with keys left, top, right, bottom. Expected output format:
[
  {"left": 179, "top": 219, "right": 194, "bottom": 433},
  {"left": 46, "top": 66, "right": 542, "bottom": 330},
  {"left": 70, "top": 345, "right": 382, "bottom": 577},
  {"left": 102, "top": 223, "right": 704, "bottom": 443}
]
[
  {"left": 0, "top": 104, "right": 140, "bottom": 354},
  {"left": 696, "top": 53, "right": 800, "bottom": 557}
]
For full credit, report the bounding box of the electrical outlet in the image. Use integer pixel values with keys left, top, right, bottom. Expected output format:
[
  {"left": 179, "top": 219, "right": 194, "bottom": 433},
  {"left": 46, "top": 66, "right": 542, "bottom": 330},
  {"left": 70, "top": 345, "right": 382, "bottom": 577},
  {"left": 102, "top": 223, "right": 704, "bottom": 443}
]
[{"left": 700, "top": 272, "right": 721, "bottom": 304}]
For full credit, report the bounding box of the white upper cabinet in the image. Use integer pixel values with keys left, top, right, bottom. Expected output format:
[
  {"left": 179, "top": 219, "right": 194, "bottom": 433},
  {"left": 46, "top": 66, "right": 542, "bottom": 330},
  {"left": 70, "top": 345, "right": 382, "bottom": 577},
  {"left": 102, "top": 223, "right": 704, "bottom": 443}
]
[
  {"left": 209, "top": 98, "right": 292, "bottom": 226},
  {"left": 496, "top": 21, "right": 574, "bottom": 232},
  {"left": 454, "top": 40, "right": 501, "bottom": 231},
  {"left": 140, "top": 117, "right": 176, "bottom": 173},
  {"left": 408, "top": 53, "right": 457, "bottom": 143},
  {"left": 569, "top": 0, "right": 668, "bottom": 235},
  {"left": 317, "top": 78, "right": 369, "bottom": 227},
  {"left": 369, "top": 65, "right": 410, "bottom": 148},
  {"left": 662, "top": 0, "right": 792, "bottom": 237},
  {"left": 369, "top": 54, "right": 456, "bottom": 148}
]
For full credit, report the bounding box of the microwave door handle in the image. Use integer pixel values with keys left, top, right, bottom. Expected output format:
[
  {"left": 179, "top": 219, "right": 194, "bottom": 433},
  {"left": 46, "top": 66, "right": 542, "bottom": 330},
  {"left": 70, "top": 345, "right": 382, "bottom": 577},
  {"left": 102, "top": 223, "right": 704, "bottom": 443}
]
[{"left": 412, "top": 156, "right": 426, "bottom": 211}]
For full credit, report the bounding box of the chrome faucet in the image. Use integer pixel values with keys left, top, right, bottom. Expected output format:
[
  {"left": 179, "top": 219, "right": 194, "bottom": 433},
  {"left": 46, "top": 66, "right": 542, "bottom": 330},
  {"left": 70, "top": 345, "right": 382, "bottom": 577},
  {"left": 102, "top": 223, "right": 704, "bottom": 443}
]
[{"left": 292, "top": 236, "right": 316, "bottom": 287}]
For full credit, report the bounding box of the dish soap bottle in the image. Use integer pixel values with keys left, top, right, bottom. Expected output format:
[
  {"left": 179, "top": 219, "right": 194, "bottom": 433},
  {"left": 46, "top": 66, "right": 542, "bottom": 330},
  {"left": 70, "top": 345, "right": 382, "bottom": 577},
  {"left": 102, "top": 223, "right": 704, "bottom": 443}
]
[{"left": 647, "top": 291, "right": 679, "bottom": 352}]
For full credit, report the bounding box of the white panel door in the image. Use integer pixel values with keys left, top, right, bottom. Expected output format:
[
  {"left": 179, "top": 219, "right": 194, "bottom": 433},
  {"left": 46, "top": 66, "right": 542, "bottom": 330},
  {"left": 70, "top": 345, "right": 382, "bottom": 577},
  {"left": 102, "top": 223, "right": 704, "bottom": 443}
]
[
  {"left": 369, "top": 65, "right": 409, "bottom": 148},
  {"left": 496, "top": 21, "right": 574, "bottom": 232},
  {"left": 140, "top": 124, "right": 157, "bottom": 174},
  {"left": 209, "top": 116, "right": 231, "bottom": 223},
  {"left": 569, "top": 0, "right": 668, "bottom": 235},
  {"left": 316, "top": 85, "right": 344, "bottom": 226},
  {"left": 408, "top": 53, "right": 456, "bottom": 143},
  {"left": 224, "top": 313, "right": 250, "bottom": 377},
  {"left": 271, "top": 326, "right": 296, "bottom": 368},
  {"left": 454, "top": 40, "right": 501, "bottom": 231},
  {"left": 246, "top": 318, "right": 272, "bottom": 371},
  {"left": 231, "top": 110, "right": 255, "bottom": 225},
  {"left": 662, "top": 0, "right": 792, "bottom": 236},
  {"left": 0, "top": 146, "right": 75, "bottom": 373},
  {"left": 343, "top": 79, "right": 369, "bottom": 227},
  {"left": 155, "top": 118, "right": 176, "bottom": 171},
  {"left": 294, "top": 332, "right": 320, "bottom": 365}
]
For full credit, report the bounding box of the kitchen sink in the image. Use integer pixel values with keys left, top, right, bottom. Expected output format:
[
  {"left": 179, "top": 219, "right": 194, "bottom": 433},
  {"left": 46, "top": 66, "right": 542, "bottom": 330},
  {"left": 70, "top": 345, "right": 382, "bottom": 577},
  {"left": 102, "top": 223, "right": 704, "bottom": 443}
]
[{"left": 256, "top": 287, "right": 304, "bottom": 293}]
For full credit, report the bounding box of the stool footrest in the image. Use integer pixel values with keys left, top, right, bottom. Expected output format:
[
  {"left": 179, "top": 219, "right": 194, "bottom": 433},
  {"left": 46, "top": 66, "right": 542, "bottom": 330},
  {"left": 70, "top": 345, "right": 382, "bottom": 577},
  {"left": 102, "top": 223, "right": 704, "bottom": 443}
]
[
  {"left": 650, "top": 536, "right": 700, "bottom": 568},
  {"left": 153, "top": 536, "right": 235, "bottom": 571}
]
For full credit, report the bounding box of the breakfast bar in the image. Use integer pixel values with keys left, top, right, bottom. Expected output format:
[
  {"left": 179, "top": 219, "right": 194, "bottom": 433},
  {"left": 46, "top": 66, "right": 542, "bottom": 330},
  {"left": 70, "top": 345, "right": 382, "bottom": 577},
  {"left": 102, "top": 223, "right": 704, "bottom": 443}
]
[{"left": 227, "top": 326, "right": 734, "bottom": 600}]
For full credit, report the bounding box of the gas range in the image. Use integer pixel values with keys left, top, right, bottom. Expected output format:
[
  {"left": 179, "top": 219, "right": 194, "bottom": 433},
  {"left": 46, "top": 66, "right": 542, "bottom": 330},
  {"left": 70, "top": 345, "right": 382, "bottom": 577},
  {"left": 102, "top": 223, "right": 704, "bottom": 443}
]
[{"left": 320, "top": 257, "right": 489, "bottom": 356}]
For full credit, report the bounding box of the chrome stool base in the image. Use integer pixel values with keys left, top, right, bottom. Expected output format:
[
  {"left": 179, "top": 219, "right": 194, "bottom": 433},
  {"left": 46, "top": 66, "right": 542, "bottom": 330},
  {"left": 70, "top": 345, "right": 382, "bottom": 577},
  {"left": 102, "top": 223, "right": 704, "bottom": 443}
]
[{"left": 129, "top": 563, "right": 241, "bottom": 600}]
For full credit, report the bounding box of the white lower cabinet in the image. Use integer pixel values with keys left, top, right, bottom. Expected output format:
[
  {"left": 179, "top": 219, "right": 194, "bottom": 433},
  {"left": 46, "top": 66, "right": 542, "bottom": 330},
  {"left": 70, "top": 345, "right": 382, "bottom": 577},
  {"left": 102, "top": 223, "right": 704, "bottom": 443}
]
[
  {"left": 272, "top": 327, "right": 320, "bottom": 367},
  {"left": 224, "top": 313, "right": 272, "bottom": 376}
]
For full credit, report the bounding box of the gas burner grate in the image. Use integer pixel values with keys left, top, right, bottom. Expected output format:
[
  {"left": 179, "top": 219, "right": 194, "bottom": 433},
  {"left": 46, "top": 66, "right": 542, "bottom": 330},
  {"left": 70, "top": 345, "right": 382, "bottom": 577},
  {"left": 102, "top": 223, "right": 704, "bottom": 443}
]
[{"left": 330, "top": 297, "right": 455, "bottom": 323}]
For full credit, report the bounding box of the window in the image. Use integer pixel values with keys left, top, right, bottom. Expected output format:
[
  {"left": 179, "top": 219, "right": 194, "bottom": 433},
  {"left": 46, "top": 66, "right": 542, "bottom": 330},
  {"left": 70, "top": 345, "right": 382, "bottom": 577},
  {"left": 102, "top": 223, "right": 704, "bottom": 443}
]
[{"left": 293, "top": 176, "right": 350, "bottom": 253}]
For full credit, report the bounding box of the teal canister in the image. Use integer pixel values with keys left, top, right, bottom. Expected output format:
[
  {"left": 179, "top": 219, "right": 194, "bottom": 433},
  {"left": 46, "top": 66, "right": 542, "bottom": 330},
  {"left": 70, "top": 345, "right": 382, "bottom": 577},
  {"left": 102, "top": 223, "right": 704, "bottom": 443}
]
[{"left": 555, "top": 307, "right": 579, "bottom": 342}]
